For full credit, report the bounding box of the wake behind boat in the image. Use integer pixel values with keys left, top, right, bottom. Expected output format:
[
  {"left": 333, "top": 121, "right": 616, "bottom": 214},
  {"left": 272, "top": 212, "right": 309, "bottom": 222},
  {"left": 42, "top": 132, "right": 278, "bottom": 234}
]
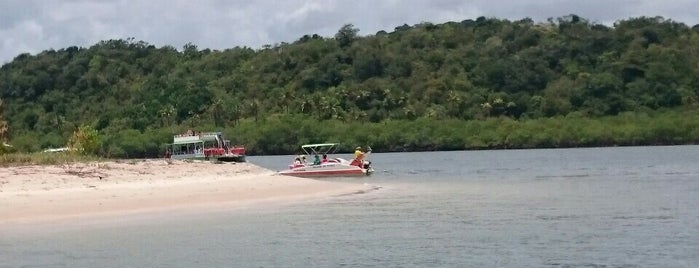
[{"left": 278, "top": 143, "right": 373, "bottom": 177}]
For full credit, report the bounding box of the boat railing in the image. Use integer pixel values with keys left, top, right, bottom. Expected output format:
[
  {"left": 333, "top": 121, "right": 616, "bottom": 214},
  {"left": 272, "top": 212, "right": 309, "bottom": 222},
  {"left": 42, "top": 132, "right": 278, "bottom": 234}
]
[{"left": 174, "top": 132, "right": 221, "bottom": 138}]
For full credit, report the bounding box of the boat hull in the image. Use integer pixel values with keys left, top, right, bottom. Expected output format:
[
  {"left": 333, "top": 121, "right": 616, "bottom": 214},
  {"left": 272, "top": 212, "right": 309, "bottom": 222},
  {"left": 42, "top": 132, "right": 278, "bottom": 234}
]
[
  {"left": 216, "top": 154, "right": 246, "bottom": 162},
  {"left": 278, "top": 162, "right": 370, "bottom": 177},
  {"left": 170, "top": 153, "right": 246, "bottom": 162}
]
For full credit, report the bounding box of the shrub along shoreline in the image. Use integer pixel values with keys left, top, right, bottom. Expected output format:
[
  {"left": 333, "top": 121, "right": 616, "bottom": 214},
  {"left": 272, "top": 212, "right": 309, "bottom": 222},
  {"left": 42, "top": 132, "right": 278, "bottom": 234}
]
[
  {"left": 231, "top": 108, "right": 699, "bottom": 154},
  {"left": 3, "top": 107, "right": 698, "bottom": 160}
]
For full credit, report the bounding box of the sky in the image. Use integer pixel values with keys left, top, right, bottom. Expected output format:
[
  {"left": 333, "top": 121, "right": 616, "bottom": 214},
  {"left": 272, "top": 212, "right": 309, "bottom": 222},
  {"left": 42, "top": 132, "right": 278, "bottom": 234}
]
[{"left": 1, "top": 0, "right": 698, "bottom": 64}]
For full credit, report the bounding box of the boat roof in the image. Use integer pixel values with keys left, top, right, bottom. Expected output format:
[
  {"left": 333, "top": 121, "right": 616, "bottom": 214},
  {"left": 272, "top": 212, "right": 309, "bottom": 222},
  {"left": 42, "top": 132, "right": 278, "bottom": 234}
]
[
  {"left": 172, "top": 132, "right": 222, "bottom": 144},
  {"left": 172, "top": 139, "right": 205, "bottom": 145},
  {"left": 301, "top": 143, "right": 340, "bottom": 155}
]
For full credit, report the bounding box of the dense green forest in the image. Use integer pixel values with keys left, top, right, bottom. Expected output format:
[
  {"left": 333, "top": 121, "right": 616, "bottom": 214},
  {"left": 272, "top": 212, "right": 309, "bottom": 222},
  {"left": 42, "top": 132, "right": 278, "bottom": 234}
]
[{"left": 1, "top": 15, "right": 698, "bottom": 157}]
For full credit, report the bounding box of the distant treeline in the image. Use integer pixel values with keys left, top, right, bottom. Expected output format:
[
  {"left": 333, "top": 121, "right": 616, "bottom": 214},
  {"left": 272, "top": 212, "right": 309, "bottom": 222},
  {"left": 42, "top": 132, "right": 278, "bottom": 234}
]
[
  {"left": 1, "top": 15, "right": 698, "bottom": 156},
  {"left": 228, "top": 108, "right": 699, "bottom": 155}
]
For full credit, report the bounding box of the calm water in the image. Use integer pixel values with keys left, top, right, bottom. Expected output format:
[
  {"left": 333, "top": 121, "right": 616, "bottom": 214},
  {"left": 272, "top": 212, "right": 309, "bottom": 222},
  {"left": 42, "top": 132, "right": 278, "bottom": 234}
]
[{"left": 2, "top": 146, "right": 698, "bottom": 267}]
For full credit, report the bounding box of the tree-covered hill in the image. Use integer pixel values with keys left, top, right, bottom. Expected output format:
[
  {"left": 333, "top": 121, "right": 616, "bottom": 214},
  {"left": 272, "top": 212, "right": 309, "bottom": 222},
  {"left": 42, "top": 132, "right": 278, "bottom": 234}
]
[{"left": 1, "top": 15, "right": 698, "bottom": 156}]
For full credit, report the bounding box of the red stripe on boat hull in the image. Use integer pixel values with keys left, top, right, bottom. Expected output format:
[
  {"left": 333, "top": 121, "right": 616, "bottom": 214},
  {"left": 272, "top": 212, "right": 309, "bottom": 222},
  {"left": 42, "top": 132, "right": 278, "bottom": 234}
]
[{"left": 279, "top": 168, "right": 366, "bottom": 177}]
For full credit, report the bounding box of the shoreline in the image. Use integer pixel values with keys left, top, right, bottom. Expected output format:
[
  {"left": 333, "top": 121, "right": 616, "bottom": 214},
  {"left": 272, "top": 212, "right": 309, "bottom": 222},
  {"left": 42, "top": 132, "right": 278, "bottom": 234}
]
[{"left": 0, "top": 159, "right": 378, "bottom": 226}]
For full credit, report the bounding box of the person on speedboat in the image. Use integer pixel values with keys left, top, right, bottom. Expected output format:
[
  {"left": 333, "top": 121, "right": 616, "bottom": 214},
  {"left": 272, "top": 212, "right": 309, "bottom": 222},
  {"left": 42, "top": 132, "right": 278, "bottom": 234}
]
[
  {"left": 352, "top": 146, "right": 365, "bottom": 166},
  {"left": 354, "top": 146, "right": 363, "bottom": 158},
  {"left": 289, "top": 156, "right": 303, "bottom": 169},
  {"left": 313, "top": 154, "right": 321, "bottom": 165}
]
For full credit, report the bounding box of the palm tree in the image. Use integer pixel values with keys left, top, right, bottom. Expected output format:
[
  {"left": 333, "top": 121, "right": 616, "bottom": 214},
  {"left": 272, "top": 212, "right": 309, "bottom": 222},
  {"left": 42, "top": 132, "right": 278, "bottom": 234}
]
[
  {"left": 158, "top": 104, "right": 176, "bottom": 127},
  {"left": 300, "top": 99, "right": 313, "bottom": 115},
  {"left": 249, "top": 98, "right": 260, "bottom": 122},
  {"left": 187, "top": 111, "right": 201, "bottom": 127},
  {"left": 446, "top": 90, "right": 464, "bottom": 117},
  {"left": 281, "top": 87, "right": 296, "bottom": 114},
  {"left": 210, "top": 98, "right": 224, "bottom": 127}
]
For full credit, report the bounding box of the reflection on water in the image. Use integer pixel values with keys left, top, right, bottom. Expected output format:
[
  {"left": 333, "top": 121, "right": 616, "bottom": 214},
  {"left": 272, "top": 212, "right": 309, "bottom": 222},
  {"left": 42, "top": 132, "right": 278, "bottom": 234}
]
[{"left": 2, "top": 146, "right": 698, "bottom": 267}]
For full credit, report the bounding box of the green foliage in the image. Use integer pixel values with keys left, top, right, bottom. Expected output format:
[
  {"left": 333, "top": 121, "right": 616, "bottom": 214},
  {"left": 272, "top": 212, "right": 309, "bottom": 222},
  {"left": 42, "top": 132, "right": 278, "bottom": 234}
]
[
  {"left": 67, "top": 124, "right": 100, "bottom": 155},
  {"left": 0, "top": 151, "right": 102, "bottom": 166},
  {"left": 0, "top": 99, "right": 7, "bottom": 141},
  {"left": 1, "top": 16, "right": 699, "bottom": 156},
  {"left": 211, "top": 108, "right": 699, "bottom": 154},
  {"left": 335, "top": 24, "right": 360, "bottom": 47},
  {"left": 0, "top": 98, "right": 11, "bottom": 154}
]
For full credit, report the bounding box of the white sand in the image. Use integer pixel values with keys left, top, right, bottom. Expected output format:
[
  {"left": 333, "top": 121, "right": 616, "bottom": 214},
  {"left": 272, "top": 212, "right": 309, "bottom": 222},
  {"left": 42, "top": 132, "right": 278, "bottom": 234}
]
[{"left": 0, "top": 159, "right": 375, "bottom": 225}]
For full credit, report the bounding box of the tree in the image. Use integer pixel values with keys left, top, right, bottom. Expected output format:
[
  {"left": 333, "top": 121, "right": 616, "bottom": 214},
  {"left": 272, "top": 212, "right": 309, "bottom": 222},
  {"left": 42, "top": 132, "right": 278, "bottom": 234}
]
[
  {"left": 209, "top": 98, "right": 225, "bottom": 127},
  {"left": 281, "top": 87, "right": 296, "bottom": 113},
  {"left": 183, "top": 42, "right": 200, "bottom": 59},
  {"left": 158, "top": 104, "right": 176, "bottom": 127},
  {"left": 335, "top": 24, "right": 359, "bottom": 47},
  {"left": 67, "top": 124, "right": 100, "bottom": 155},
  {"left": 0, "top": 99, "right": 9, "bottom": 153},
  {"left": 0, "top": 99, "right": 7, "bottom": 141}
]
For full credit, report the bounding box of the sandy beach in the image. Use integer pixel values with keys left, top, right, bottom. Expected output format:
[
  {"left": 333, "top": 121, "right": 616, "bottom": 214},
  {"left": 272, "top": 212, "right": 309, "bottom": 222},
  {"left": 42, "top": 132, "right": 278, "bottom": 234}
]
[{"left": 0, "top": 159, "right": 376, "bottom": 225}]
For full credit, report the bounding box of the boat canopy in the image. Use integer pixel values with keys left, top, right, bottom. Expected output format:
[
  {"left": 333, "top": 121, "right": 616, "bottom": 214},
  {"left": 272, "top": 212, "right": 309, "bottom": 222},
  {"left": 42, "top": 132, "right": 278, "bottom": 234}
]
[
  {"left": 301, "top": 143, "right": 340, "bottom": 155},
  {"left": 172, "top": 139, "right": 205, "bottom": 145}
]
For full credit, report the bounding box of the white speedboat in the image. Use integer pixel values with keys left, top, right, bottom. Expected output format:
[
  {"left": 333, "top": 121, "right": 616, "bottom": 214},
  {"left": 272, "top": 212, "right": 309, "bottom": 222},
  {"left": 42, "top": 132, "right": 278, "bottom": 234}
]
[{"left": 278, "top": 143, "right": 373, "bottom": 177}]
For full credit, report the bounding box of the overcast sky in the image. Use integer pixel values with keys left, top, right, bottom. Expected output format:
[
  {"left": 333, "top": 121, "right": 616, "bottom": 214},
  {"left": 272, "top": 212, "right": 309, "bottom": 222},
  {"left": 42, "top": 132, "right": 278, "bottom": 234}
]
[{"left": 2, "top": 0, "right": 698, "bottom": 64}]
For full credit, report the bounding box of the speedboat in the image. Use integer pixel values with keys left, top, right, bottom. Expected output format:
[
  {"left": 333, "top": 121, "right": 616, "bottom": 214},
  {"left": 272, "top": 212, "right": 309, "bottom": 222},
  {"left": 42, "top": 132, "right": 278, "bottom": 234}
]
[{"left": 278, "top": 143, "right": 373, "bottom": 177}]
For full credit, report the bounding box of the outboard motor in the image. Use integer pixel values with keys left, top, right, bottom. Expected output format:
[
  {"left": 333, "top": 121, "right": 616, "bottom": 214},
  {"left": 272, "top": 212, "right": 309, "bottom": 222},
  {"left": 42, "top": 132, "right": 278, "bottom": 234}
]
[{"left": 361, "top": 160, "right": 374, "bottom": 175}]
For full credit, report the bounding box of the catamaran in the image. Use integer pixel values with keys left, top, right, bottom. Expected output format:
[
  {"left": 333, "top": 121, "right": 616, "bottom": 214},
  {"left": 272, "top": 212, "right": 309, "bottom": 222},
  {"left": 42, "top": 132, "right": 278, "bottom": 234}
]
[
  {"left": 278, "top": 143, "right": 373, "bottom": 177},
  {"left": 167, "top": 131, "right": 245, "bottom": 162}
]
